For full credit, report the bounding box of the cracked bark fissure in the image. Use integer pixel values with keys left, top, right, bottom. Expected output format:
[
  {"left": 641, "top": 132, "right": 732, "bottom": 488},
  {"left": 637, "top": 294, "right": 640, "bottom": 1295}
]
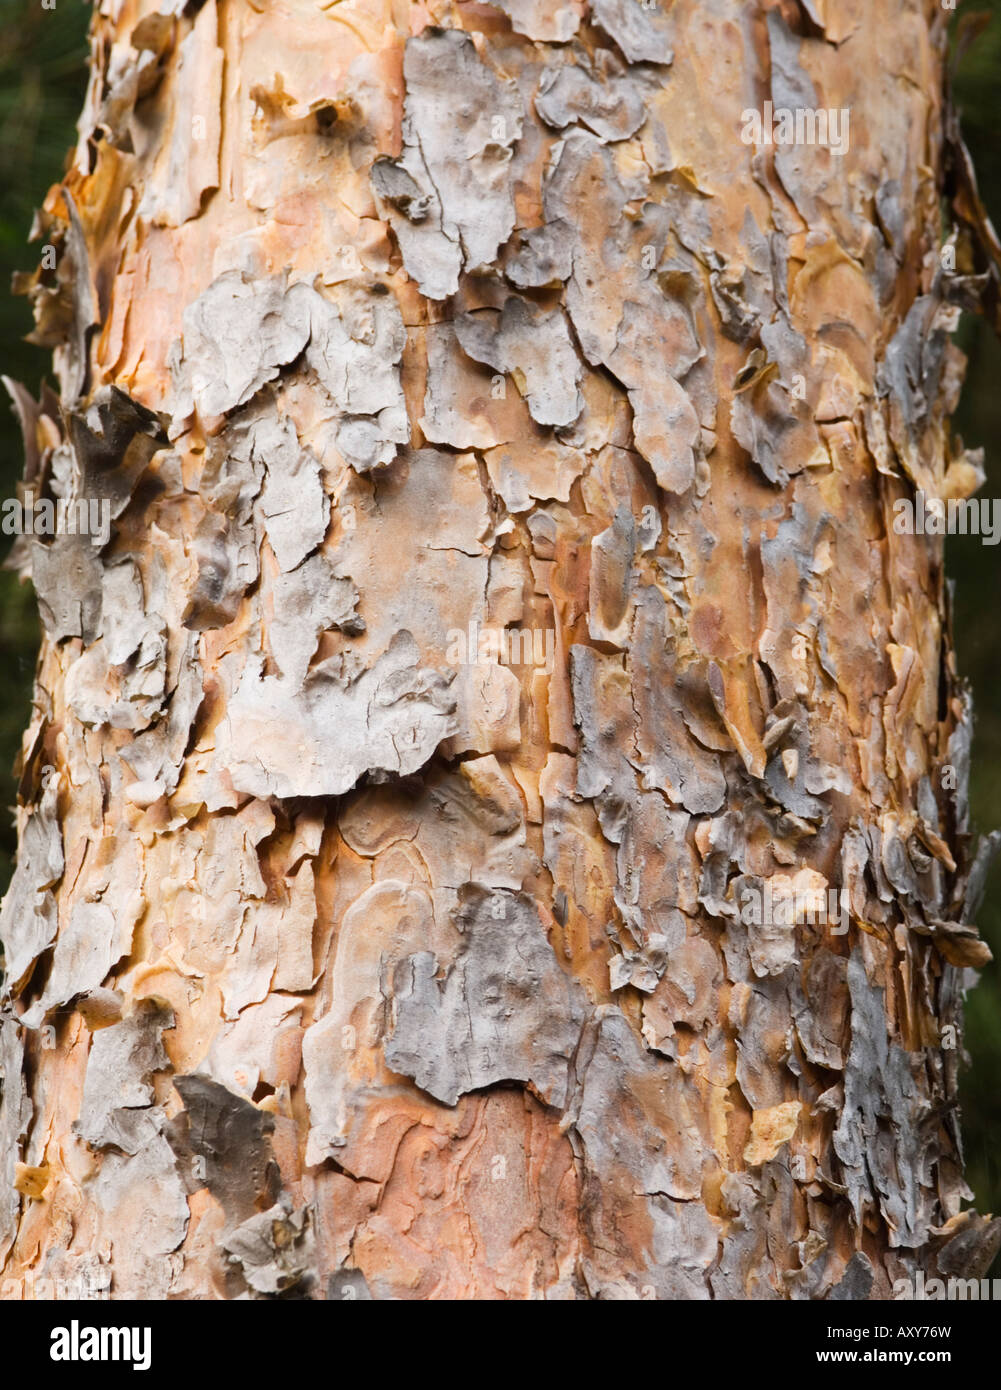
[{"left": 1, "top": 0, "right": 1000, "bottom": 1300}]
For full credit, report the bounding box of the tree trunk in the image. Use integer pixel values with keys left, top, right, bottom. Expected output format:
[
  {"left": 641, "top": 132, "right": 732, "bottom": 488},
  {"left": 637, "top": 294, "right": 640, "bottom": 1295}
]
[{"left": 1, "top": 0, "right": 999, "bottom": 1301}]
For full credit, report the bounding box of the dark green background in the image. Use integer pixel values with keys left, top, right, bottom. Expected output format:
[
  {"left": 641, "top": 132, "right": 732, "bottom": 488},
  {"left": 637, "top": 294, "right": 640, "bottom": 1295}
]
[{"left": 0, "top": 0, "right": 998, "bottom": 1243}]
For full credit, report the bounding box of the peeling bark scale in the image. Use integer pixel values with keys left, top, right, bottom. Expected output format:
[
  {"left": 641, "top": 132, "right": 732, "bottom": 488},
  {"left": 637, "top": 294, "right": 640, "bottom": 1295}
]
[{"left": 1, "top": 0, "right": 1000, "bottom": 1301}]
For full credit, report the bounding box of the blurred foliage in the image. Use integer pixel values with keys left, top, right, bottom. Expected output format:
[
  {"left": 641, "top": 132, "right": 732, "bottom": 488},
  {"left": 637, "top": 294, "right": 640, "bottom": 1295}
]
[
  {"left": 0, "top": 0, "right": 90, "bottom": 889},
  {"left": 948, "top": 0, "right": 1001, "bottom": 1243},
  {"left": 0, "top": 0, "right": 998, "bottom": 1255}
]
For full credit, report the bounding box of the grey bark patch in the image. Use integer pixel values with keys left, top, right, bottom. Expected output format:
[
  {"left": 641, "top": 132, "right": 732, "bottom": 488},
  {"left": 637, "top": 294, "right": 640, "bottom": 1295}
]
[
  {"left": 371, "top": 151, "right": 461, "bottom": 301},
  {"left": 876, "top": 296, "right": 958, "bottom": 483},
  {"left": 571, "top": 643, "right": 638, "bottom": 838},
  {"left": 734, "top": 970, "right": 799, "bottom": 1108},
  {"left": 370, "top": 29, "right": 523, "bottom": 300},
  {"left": 31, "top": 533, "right": 105, "bottom": 644},
  {"left": 629, "top": 587, "right": 728, "bottom": 814},
  {"left": 962, "top": 830, "right": 1001, "bottom": 923},
  {"left": 707, "top": 212, "right": 774, "bottom": 344},
  {"left": 792, "top": 948, "right": 848, "bottom": 1069},
  {"left": 2, "top": 375, "right": 56, "bottom": 495},
  {"left": 304, "top": 284, "right": 408, "bottom": 468},
  {"left": 765, "top": 10, "right": 836, "bottom": 228},
  {"left": 61, "top": 192, "right": 96, "bottom": 404},
  {"left": 760, "top": 500, "right": 829, "bottom": 695},
  {"left": 402, "top": 29, "right": 523, "bottom": 277},
  {"left": 936, "top": 1215, "right": 1001, "bottom": 1281},
  {"left": 642, "top": 933, "right": 719, "bottom": 1054},
  {"left": 182, "top": 411, "right": 265, "bottom": 628},
  {"left": 216, "top": 631, "right": 457, "bottom": 799},
  {"left": 67, "top": 387, "right": 169, "bottom": 521},
  {"left": 875, "top": 179, "right": 907, "bottom": 262},
  {"left": 591, "top": 0, "right": 674, "bottom": 65},
  {"left": 828, "top": 1251, "right": 875, "bottom": 1301},
  {"left": 221, "top": 1194, "right": 313, "bottom": 1295},
  {"left": 542, "top": 131, "right": 704, "bottom": 492},
  {"left": 139, "top": 0, "right": 222, "bottom": 227},
  {"left": 945, "top": 689, "right": 973, "bottom": 838},
  {"left": 0, "top": 1016, "right": 31, "bottom": 1264},
  {"left": 731, "top": 317, "right": 824, "bottom": 487},
  {"left": 171, "top": 1074, "right": 278, "bottom": 1226},
  {"left": 611, "top": 795, "right": 695, "bottom": 950},
  {"left": 171, "top": 272, "right": 312, "bottom": 420},
  {"left": 92, "top": 1131, "right": 190, "bottom": 1298},
  {"left": 763, "top": 749, "right": 826, "bottom": 821},
  {"left": 170, "top": 280, "right": 410, "bottom": 478},
  {"left": 102, "top": 561, "right": 162, "bottom": 668},
  {"left": 767, "top": 10, "right": 818, "bottom": 116},
  {"left": 570, "top": 1009, "right": 716, "bottom": 1299},
  {"left": 183, "top": 511, "right": 259, "bottom": 631},
  {"left": 0, "top": 783, "right": 63, "bottom": 990},
  {"left": 75, "top": 1000, "right": 174, "bottom": 1156},
  {"left": 251, "top": 411, "right": 329, "bottom": 571},
  {"left": 385, "top": 885, "right": 586, "bottom": 1107},
  {"left": 455, "top": 297, "right": 583, "bottom": 428},
  {"left": 625, "top": 366, "right": 700, "bottom": 494},
  {"left": 369, "top": 157, "right": 432, "bottom": 222},
  {"left": 119, "top": 629, "right": 203, "bottom": 795},
  {"left": 335, "top": 414, "right": 405, "bottom": 474},
  {"left": 732, "top": 875, "right": 801, "bottom": 979},
  {"left": 609, "top": 937, "right": 669, "bottom": 993},
  {"left": 489, "top": 0, "right": 580, "bottom": 42},
  {"left": 66, "top": 561, "right": 168, "bottom": 733},
  {"left": 505, "top": 220, "right": 573, "bottom": 289},
  {"left": 22, "top": 838, "right": 146, "bottom": 1025},
  {"left": 270, "top": 554, "right": 363, "bottom": 688},
  {"left": 536, "top": 50, "right": 647, "bottom": 143},
  {"left": 709, "top": 1173, "right": 772, "bottom": 1299},
  {"left": 421, "top": 323, "right": 501, "bottom": 450},
  {"left": 833, "top": 950, "right": 935, "bottom": 1249},
  {"left": 574, "top": 1008, "right": 706, "bottom": 1203}
]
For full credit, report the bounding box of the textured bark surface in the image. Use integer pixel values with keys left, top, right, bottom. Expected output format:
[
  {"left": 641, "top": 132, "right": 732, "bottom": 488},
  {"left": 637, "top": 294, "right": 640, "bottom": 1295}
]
[{"left": 1, "top": 0, "right": 1000, "bottom": 1300}]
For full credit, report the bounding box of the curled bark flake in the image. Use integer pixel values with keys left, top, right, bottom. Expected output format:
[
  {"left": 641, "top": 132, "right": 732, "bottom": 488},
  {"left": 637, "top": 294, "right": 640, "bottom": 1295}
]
[{"left": 139, "top": 0, "right": 222, "bottom": 227}]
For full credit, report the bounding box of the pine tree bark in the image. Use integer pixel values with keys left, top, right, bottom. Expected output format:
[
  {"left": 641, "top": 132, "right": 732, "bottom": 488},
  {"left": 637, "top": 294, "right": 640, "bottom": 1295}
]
[{"left": 1, "top": 0, "right": 999, "bottom": 1300}]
